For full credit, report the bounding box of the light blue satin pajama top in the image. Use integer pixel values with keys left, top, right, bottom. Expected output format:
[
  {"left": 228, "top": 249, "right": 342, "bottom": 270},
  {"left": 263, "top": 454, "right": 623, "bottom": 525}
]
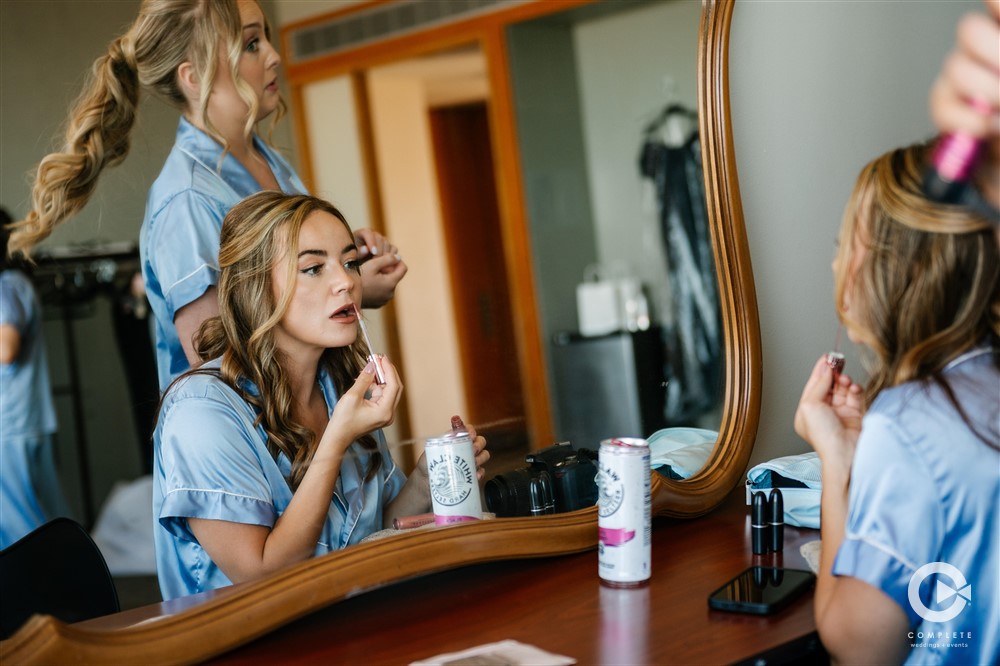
[
  {"left": 0, "top": 270, "right": 68, "bottom": 548},
  {"left": 832, "top": 347, "right": 999, "bottom": 665},
  {"left": 139, "top": 118, "right": 307, "bottom": 391},
  {"left": 153, "top": 360, "right": 406, "bottom": 600}
]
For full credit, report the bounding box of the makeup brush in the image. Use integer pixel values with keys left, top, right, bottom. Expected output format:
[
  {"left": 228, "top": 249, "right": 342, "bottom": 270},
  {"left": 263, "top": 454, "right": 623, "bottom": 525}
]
[{"left": 923, "top": 98, "right": 1000, "bottom": 223}]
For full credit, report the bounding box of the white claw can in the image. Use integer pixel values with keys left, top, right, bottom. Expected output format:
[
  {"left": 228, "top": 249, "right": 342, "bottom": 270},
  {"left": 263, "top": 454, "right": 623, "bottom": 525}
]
[
  {"left": 597, "top": 437, "right": 651, "bottom": 587},
  {"left": 425, "top": 431, "right": 483, "bottom": 525}
]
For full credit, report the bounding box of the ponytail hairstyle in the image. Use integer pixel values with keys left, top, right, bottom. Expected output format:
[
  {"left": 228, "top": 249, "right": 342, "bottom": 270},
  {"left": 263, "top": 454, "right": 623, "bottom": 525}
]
[
  {"left": 190, "top": 191, "right": 381, "bottom": 489},
  {"left": 8, "top": 0, "right": 285, "bottom": 258},
  {"left": 834, "top": 142, "right": 999, "bottom": 444}
]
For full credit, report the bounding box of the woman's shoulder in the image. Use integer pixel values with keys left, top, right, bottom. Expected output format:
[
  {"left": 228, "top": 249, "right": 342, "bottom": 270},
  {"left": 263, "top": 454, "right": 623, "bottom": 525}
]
[
  {"left": 145, "top": 122, "right": 234, "bottom": 223},
  {"left": 875, "top": 346, "right": 997, "bottom": 405},
  {"left": 162, "top": 361, "right": 251, "bottom": 408},
  {"left": 866, "top": 345, "right": 999, "bottom": 454}
]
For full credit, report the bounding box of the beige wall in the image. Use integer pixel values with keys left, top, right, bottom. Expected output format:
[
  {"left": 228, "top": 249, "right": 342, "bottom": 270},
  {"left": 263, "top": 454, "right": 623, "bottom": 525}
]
[
  {"left": 574, "top": 0, "right": 701, "bottom": 331},
  {"left": 366, "top": 70, "right": 467, "bottom": 440}
]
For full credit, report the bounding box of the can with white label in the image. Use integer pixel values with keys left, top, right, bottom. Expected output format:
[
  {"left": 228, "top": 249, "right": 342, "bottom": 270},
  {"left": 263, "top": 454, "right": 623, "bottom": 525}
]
[
  {"left": 597, "top": 437, "right": 651, "bottom": 587},
  {"left": 425, "top": 431, "right": 483, "bottom": 525}
]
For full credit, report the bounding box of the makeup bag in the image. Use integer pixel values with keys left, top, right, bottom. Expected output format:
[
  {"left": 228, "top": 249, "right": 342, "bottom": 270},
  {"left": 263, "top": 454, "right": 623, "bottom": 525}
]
[
  {"left": 745, "top": 452, "right": 822, "bottom": 528},
  {"left": 647, "top": 427, "right": 717, "bottom": 480}
]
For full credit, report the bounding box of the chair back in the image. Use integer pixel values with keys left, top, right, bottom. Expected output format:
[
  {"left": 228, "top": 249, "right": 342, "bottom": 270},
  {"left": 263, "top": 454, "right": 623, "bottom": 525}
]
[{"left": 0, "top": 517, "right": 120, "bottom": 639}]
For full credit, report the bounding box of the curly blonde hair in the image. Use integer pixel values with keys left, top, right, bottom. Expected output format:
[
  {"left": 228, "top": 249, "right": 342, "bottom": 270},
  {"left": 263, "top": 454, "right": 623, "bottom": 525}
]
[
  {"left": 188, "top": 191, "right": 381, "bottom": 489},
  {"left": 835, "top": 143, "right": 999, "bottom": 412},
  {"left": 7, "top": 0, "right": 285, "bottom": 257}
]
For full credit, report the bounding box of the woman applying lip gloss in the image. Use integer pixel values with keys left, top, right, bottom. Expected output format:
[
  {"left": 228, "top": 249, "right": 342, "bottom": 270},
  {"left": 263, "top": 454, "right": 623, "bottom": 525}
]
[
  {"left": 794, "top": 5, "right": 999, "bottom": 663},
  {"left": 794, "top": 143, "right": 998, "bottom": 665},
  {"left": 152, "top": 192, "right": 489, "bottom": 601}
]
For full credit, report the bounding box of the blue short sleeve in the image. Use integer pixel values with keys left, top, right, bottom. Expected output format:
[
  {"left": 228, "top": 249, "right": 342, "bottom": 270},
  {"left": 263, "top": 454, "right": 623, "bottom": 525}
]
[
  {"left": 157, "top": 385, "right": 277, "bottom": 543},
  {"left": 147, "top": 190, "right": 225, "bottom": 321},
  {"left": 832, "top": 413, "right": 943, "bottom": 626},
  {"left": 0, "top": 278, "right": 27, "bottom": 330}
]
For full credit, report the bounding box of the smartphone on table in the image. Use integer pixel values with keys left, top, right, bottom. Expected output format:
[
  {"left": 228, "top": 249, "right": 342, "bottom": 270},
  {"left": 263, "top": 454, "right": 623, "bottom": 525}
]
[{"left": 708, "top": 567, "right": 816, "bottom": 615}]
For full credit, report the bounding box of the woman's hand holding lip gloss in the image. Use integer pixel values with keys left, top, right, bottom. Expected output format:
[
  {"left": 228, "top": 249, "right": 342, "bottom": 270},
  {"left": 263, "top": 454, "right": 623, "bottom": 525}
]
[{"left": 826, "top": 352, "right": 845, "bottom": 386}]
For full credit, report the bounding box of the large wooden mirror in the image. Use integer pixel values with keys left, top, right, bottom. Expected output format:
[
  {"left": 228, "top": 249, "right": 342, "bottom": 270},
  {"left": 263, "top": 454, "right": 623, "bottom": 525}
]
[{"left": 1, "top": 0, "right": 758, "bottom": 662}]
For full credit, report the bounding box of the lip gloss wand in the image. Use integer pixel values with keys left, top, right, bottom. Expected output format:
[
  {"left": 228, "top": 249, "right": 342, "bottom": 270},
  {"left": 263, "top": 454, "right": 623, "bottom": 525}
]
[{"left": 353, "top": 304, "right": 386, "bottom": 385}]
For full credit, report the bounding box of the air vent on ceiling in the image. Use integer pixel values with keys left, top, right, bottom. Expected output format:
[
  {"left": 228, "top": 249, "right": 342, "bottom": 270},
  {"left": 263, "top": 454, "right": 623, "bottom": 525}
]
[{"left": 289, "top": 0, "right": 528, "bottom": 63}]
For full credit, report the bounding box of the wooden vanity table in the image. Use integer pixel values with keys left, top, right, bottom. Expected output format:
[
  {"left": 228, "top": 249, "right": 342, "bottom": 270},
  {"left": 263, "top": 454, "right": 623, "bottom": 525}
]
[
  {"left": 10, "top": 484, "right": 823, "bottom": 665},
  {"left": 194, "top": 487, "right": 821, "bottom": 665}
]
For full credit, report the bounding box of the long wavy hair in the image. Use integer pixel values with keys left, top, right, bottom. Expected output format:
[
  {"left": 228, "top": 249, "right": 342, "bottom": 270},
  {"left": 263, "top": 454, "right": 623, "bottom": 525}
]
[
  {"left": 835, "top": 143, "right": 999, "bottom": 443},
  {"left": 6, "top": 0, "right": 285, "bottom": 258},
  {"left": 182, "top": 191, "right": 380, "bottom": 489}
]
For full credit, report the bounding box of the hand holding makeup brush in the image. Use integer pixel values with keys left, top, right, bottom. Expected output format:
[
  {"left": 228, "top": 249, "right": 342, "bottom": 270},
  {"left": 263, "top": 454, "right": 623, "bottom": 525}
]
[{"left": 928, "top": 0, "right": 1000, "bottom": 212}]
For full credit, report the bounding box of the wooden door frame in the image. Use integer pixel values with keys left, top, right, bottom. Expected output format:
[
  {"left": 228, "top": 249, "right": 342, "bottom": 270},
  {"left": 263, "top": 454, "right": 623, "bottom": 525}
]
[{"left": 281, "top": 0, "right": 596, "bottom": 448}]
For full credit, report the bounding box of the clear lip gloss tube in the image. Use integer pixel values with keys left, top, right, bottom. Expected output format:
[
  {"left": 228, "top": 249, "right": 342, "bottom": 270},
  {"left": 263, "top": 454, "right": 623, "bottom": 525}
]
[{"left": 354, "top": 304, "right": 386, "bottom": 385}]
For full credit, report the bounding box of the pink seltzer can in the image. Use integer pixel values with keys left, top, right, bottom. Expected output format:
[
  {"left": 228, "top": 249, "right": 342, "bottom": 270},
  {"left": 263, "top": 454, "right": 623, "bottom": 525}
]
[
  {"left": 426, "top": 431, "right": 482, "bottom": 525},
  {"left": 597, "top": 437, "right": 651, "bottom": 587}
]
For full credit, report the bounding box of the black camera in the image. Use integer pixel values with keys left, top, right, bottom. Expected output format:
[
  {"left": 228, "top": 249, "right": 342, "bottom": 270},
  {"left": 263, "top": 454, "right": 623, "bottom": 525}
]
[{"left": 484, "top": 442, "right": 598, "bottom": 517}]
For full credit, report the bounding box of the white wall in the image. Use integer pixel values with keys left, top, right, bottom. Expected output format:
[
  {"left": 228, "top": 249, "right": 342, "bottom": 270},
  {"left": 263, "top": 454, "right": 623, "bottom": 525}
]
[
  {"left": 729, "top": 0, "right": 977, "bottom": 466},
  {"left": 574, "top": 0, "right": 701, "bottom": 329}
]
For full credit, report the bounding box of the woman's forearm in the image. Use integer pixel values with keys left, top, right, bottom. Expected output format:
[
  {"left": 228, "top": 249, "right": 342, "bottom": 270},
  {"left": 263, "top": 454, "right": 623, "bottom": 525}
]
[
  {"left": 383, "top": 470, "right": 432, "bottom": 528},
  {"left": 260, "top": 448, "right": 346, "bottom": 571},
  {"left": 187, "top": 446, "right": 346, "bottom": 585},
  {"left": 814, "top": 466, "right": 850, "bottom": 628}
]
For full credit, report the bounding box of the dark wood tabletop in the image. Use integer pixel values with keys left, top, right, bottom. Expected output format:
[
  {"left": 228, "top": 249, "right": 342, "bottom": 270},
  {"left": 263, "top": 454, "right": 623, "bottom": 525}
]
[{"left": 202, "top": 487, "right": 820, "bottom": 665}]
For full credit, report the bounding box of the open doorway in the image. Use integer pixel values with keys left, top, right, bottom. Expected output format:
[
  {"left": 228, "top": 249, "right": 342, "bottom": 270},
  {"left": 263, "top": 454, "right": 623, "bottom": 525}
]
[
  {"left": 429, "top": 101, "right": 525, "bottom": 439},
  {"left": 365, "top": 46, "right": 528, "bottom": 457}
]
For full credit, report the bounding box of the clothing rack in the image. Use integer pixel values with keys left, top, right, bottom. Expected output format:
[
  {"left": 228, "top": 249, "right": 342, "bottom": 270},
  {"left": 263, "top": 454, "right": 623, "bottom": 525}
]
[{"left": 32, "top": 242, "right": 142, "bottom": 528}]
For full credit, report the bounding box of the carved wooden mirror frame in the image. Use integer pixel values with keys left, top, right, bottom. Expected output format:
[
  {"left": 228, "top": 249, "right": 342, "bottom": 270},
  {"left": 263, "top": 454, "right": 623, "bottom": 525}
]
[{"left": 1, "top": 1, "right": 758, "bottom": 663}]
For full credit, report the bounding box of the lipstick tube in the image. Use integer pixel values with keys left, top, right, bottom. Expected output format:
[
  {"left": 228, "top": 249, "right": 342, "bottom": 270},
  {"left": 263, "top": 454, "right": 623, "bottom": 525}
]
[
  {"left": 392, "top": 513, "right": 435, "bottom": 530},
  {"left": 751, "top": 491, "right": 769, "bottom": 555},
  {"left": 769, "top": 488, "right": 784, "bottom": 553}
]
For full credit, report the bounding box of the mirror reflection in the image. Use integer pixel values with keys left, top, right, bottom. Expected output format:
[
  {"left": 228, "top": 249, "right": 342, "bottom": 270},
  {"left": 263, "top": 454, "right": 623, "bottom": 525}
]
[
  {"left": 307, "top": 0, "right": 722, "bottom": 485},
  {"left": 504, "top": 0, "right": 722, "bottom": 456},
  {"left": 4, "top": 0, "right": 729, "bottom": 613}
]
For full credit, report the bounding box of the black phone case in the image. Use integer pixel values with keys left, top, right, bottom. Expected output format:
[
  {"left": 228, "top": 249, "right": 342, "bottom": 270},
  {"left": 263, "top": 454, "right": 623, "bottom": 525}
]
[{"left": 707, "top": 567, "right": 815, "bottom": 615}]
